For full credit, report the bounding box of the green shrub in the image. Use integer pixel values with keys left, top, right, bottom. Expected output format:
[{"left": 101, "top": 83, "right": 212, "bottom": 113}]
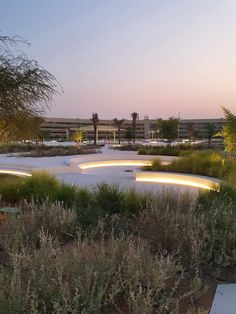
[
  {"left": 20, "top": 145, "right": 97, "bottom": 157},
  {"left": 147, "top": 151, "right": 236, "bottom": 180},
  {"left": 2, "top": 176, "right": 236, "bottom": 312},
  {"left": 20, "top": 172, "right": 60, "bottom": 202},
  {"left": 0, "top": 175, "right": 23, "bottom": 204},
  {"left": 94, "top": 183, "right": 125, "bottom": 215},
  {"left": 138, "top": 145, "right": 182, "bottom": 156},
  {"left": 123, "top": 188, "right": 147, "bottom": 215},
  {"left": 76, "top": 187, "right": 92, "bottom": 208},
  {"left": 0, "top": 143, "right": 36, "bottom": 154},
  {"left": 138, "top": 144, "right": 216, "bottom": 156},
  {"left": 149, "top": 158, "right": 162, "bottom": 171},
  {"left": 56, "top": 183, "right": 78, "bottom": 208}
]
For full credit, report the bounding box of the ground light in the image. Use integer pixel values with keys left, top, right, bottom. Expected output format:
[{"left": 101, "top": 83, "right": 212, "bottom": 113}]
[
  {"left": 78, "top": 159, "right": 153, "bottom": 170},
  {"left": 135, "top": 172, "right": 220, "bottom": 191},
  {"left": 0, "top": 169, "right": 32, "bottom": 177}
]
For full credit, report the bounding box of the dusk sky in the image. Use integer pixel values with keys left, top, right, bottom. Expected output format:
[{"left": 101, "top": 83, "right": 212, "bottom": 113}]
[{"left": 1, "top": 0, "right": 236, "bottom": 119}]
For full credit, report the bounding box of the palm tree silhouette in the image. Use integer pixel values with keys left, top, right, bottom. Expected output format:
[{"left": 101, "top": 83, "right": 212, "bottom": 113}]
[
  {"left": 113, "top": 118, "right": 124, "bottom": 144},
  {"left": 131, "top": 112, "right": 138, "bottom": 145},
  {"left": 91, "top": 113, "right": 99, "bottom": 145},
  {"left": 205, "top": 123, "right": 215, "bottom": 148}
]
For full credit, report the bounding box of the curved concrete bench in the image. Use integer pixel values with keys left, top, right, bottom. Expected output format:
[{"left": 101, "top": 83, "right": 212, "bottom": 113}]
[
  {"left": 70, "top": 155, "right": 173, "bottom": 173},
  {"left": 78, "top": 159, "right": 152, "bottom": 170},
  {"left": 0, "top": 167, "right": 32, "bottom": 177},
  {"left": 135, "top": 171, "right": 220, "bottom": 191}
]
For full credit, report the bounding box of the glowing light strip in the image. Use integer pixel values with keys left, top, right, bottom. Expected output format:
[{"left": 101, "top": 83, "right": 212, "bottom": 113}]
[
  {"left": 79, "top": 160, "right": 152, "bottom": 170},
  {"left": 0, "top": 169, "right": 32, "bottom": 177},
  {"left": 136, "top": 173, "right": 219, "bottom": 191}
]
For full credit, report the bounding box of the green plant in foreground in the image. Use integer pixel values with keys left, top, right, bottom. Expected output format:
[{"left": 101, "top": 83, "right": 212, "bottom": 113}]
[
  {"left": 1, "top": 172, "right": 236, "bottom": 312},
  {"left": 217, "top": 106, "right": 236, "bottom": 155}
]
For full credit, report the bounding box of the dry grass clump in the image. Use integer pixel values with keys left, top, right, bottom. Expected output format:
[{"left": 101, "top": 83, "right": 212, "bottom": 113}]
[
  {"left": 0, "top": 226, "right": 180, "bottom": 313},
  {"left": 1, "top": 200, "right": 76, "bottom": 252},
  {"left": 135, "top": 190, "right": 236, "bottom": 268},
  {"left": 146, "top": 151, "right": 227, "bottom": 177}
]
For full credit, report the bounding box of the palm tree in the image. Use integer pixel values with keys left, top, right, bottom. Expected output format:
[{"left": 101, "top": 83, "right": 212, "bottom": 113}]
[
  {"left": 91, "top": 113, "right": 99, "bottom": 145},
  {"left": 205, "top": 123, "right": 215, "bottom": 148},
  {"left": 113, "top": 118, "right": 124, "bottom": 144},
  {"left": 131, "top": 112, "right": 138, "bottom": 145}
]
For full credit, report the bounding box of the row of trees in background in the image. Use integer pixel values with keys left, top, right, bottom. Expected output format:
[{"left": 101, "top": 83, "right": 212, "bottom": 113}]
[
  {"left": 88, "top": 109, "right": 236, "bottom": 153},
  {"left": 156, "top": 108, "right": 236, "bottom": 154},
  {"left": 89, "top": 112, "right": 139, "bottom": 145},
  {"left": 0, "top": 34, "right": 58, "bottom": 144}
]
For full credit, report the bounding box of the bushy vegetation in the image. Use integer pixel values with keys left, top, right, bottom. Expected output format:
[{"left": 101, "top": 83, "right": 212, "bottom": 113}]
[
  {"left": 139, "top": 145, "right": 185, "bottom": 156},
  {"left": 114, "top": 143, "right": 222, "bottom": 156},
  {"left": 138, "top": 144, "right": 221, "bottom": 156},
  {"left": 112, "top": 144, "right": 140, "bottom": 151},
  {"left": 0, "top": 173, "right": 236, "bottom": 312},
  {"left": 0, "top": 143, "right": 37, "bottom": 154},
  {"left": 0, "top": 173, "right": 148, "bottom": 229},
  {"left": 0, "top": 143, "right": 98, "bottom": 156},
  {"left": 20, "top": 145, "right": 97, "bottom": 157},
  {"left": 146, "top": 150, "right": 236, "bottom": 182}
]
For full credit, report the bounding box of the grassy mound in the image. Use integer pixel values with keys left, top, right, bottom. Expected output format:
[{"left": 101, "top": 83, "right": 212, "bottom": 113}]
[{"left": 146, "top": 151, "right": 236, "bottom": 181}]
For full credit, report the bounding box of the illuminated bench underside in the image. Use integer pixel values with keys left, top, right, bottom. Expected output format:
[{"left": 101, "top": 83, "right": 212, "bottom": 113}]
[
  {"left": 135, "top": 172, "right": 220, "bottom": 191},
  {"left": 0, "top": 169, "right": 32, "bottom": 177},
  {"left": 78, "top": 159, "right": 153, "bottom": 170}
]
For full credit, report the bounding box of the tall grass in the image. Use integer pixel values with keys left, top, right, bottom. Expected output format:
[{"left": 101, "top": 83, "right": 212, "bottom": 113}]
[
  {"left": 1, "top": 172, "right": 236, "bottom": 312},
  {"left": 0, "top": 220, "right": 180, "bottom": 313},
  {"left": 147, "top": 150, "right": 236, "bottom": 180}
]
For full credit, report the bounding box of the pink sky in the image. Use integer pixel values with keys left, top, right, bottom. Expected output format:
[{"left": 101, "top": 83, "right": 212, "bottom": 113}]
[{"left": 2, "top": 0, "right": 236, "bottom": 119}]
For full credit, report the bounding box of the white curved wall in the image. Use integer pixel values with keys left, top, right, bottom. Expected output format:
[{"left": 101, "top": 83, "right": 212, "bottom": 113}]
[{"left": 135, "top": 171, "right": 220, "bottom": 191}]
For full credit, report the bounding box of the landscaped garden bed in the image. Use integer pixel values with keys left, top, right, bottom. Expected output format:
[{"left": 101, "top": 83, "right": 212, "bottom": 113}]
[
  {"left": 0, "top": 143, "right": 99, "bottom": 157},
  {"left": 0, "top": 172, "right": 236, "bottom": 313}
]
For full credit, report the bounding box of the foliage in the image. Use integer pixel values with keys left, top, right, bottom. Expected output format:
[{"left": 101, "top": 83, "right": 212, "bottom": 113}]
[
  {"left": 124, "top": 127, "right": 133, "bottom": 142},
  {"left": 205, "top": 123, "right": 215, "bottom": 148},
  {"left": 217, "top": 106, "right": 236, "bottom": 155},
  {"left": 0, "top": 35, "right": 59, "bottom": 143},
  {"left": 131, "top": 112, "right": 138, "bottom": 145},
  {"left": 186, "top": 122, "right": 198, "bottom": 141},
  {"left": 147, "top": 151, "right": 236, "bottom": 187},
  {"left": 0, "top": 143, "right": 36, "bottom": 154},
  {"left": 112, "top": 144, "right": 140, "bottom": 151},
  {"left": 113, "top": 118, "right": 124, "bottom": 144},
  {"left": 1, "top": 185, "right": 236, "bottom": 312},
  {"left": 0, "top": 227, "right": 179, "bottom": 313},
  {"left": 71, "top": 130, "right": 84, "bottom": 143},
  {"left": 1, "top": 172, "right": 236, "bottom": 311},
  {"left": 138, "top": 145, "right": 188, "bottom": 156},
  {"left": 19, "top": 145, "right": 97, "bottom": 157},
  {"left": 157, "top": 117, "right": 179, "bottom": 144},
  {"left": 91, "top": 112, "right": 99, "bottom": 145}
]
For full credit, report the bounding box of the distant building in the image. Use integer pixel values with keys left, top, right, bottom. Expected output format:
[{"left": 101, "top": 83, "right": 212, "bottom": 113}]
[{"left": 41, "top": 117, "right": 225, "bottom": 140}]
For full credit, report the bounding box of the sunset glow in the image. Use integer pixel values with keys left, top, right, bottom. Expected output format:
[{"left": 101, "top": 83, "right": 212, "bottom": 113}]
[{"left": 1, "top": 1, "right": 236, "bottom": 118}]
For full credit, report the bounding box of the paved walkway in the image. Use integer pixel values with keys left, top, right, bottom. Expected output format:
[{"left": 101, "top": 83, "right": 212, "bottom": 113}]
[{"left": 0, "top": 146, "right": 214, "bottom": 192}]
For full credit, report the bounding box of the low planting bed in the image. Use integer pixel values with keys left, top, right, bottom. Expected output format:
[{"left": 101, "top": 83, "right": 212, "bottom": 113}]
[
  {"left": 19, "top": 145, "right": 98, "bottom": 157},
  {"left": 0, "top": 143, "right": 99, "bottom": 157},
  {"left": 145, "top": 151, "right": 236, "bottom": 182}
]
